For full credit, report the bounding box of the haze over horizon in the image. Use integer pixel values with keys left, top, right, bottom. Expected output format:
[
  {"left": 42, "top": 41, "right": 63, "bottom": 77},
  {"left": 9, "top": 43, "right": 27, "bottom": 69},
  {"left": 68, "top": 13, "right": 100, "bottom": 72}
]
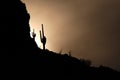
[{"left": 22, "top": 0, "right": 120, "bottom": 71}]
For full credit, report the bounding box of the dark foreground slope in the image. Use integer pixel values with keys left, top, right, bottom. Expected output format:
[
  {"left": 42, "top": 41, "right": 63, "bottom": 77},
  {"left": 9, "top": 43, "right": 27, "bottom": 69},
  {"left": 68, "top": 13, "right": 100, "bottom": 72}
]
[
  {"left": 2, "top": 50, "right": 120, "bottom": 79},
  {"left": 0, "top": 0, "right": 119, "bottom": 79}
]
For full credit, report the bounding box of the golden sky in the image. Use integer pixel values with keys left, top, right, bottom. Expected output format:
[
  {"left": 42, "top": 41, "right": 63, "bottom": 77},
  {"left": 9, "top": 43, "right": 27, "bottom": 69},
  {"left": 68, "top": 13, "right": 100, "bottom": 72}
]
[{"left": 22, "top": 0, "right": 120, "bottom": 71}]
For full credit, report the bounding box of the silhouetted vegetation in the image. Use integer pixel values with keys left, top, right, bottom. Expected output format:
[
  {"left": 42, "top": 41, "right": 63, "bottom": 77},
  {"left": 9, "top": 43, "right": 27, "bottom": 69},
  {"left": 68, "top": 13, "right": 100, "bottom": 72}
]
[{"left": 0, "top": 0, "right": 119, "bottom": 79}]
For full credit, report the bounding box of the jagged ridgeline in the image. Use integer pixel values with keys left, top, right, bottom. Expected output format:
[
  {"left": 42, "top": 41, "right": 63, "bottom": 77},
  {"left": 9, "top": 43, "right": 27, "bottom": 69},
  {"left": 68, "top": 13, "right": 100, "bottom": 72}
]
[{"left": 0, "top": 0, "right": 119, "bottom": 79}]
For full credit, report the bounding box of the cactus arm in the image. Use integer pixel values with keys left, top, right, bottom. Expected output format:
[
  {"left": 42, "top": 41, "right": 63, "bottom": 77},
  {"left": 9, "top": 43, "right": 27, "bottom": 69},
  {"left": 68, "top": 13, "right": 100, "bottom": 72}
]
[{"left": 41, "top": 24, "right": 44, "bottom": 37}]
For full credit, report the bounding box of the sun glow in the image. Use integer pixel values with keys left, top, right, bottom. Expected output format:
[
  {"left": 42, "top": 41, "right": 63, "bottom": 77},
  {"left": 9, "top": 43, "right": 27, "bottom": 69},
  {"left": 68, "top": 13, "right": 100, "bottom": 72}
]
[
  {"left": 21, "top": 0, "right": 55, "bottom": 51},
  {"left": 22, "top": 0, "right": 120, "bottom": 71}
]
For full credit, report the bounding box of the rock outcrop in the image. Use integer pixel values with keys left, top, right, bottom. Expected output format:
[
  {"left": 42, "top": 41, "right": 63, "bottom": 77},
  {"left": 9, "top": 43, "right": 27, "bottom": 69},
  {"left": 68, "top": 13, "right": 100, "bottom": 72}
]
[{"left": 0, "top": 0, "right": 39, "bottom": 56}]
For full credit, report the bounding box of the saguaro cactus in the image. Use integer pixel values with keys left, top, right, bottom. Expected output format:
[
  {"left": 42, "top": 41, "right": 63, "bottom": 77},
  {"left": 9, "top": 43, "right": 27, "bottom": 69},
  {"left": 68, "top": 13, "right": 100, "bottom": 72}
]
[
  {"left": 32, "top": 29, "right": 36, "bottom": 40},
  {"left": 40, "top": 24, "right": 46, "bottom": 51}
]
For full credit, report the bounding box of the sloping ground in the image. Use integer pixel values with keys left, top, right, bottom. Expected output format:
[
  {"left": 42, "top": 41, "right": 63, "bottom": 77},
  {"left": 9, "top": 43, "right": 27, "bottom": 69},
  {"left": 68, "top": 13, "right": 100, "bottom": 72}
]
[{"left": 1, "top": 50, "right": 120, "bottom": 79}]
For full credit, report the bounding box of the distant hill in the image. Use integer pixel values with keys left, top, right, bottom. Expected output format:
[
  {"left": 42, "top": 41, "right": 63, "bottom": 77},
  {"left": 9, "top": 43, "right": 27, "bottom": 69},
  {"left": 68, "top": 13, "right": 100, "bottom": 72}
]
[{"left": 0, "top": 0, "right": 119, "bottom": 79}]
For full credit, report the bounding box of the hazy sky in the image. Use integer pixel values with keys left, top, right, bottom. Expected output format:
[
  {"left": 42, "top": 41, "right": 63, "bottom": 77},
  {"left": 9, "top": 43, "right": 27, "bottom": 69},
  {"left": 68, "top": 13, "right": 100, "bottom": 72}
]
[{"left": 22, "top": 0, "right": 120, "bottom": 71}]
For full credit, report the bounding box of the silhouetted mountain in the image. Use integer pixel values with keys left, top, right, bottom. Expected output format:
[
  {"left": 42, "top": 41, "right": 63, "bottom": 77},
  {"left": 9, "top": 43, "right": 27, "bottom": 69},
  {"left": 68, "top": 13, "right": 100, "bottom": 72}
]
[
  {"left": 0, "top": 0, "right": 119, "bottom": 79},
  {"left": 1, "top": 0, "right": 39, "bottom": 56}
]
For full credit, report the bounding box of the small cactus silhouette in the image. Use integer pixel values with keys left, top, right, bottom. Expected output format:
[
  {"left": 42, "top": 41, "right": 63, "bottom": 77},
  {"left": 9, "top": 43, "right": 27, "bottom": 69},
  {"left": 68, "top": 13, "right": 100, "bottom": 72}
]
[
  {"left": 32, "top": 29, "right": 36, "bottom": 40},
  {"left": 68, "top": 50, "right": 72, "bottom": 56},
  {"left": 40, "top": 24, "right": 46, "bottom": 51}
]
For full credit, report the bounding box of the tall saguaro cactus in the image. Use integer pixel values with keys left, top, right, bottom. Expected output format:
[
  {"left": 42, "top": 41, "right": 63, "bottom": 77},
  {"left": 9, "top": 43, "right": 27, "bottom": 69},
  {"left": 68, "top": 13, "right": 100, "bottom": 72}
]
[{"left": 40, "top": 24, "right": 46, "bottom": 51}]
